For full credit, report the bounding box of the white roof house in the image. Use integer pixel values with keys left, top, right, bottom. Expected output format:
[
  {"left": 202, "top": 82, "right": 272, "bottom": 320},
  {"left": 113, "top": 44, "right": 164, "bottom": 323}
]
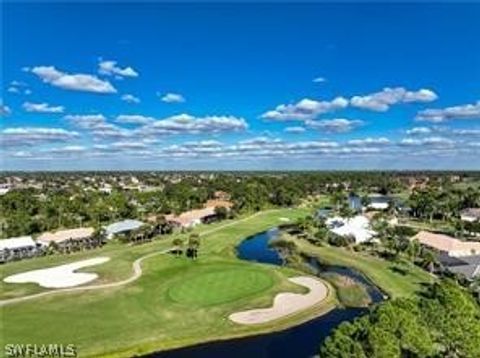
[
  {"left": 0, "top": 236, "right": 37, "bottom": 251},
  {"left": 326, "top": 215, "right": 376, "bottom": 244},
  {"left": 104, "top": 219, "right": 144, "bottom": 239},
  {"left": 460, "top": 208, "right": 480, "bottom": 223}
]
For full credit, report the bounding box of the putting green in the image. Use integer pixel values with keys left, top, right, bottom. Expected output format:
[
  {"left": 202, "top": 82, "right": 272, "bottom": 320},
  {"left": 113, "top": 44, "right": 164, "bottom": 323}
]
[{"left": 168, "top": 268, "right": 274, "bottom": 306}]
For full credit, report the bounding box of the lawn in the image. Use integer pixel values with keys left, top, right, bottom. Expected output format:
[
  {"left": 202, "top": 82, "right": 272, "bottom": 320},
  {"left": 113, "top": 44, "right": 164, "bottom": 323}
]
[
  {"left": 1, "top": 208, "right": 339, "bottom": 357},
  {"left": 167, "top": 267, "right": 274, "bottom": 306},
  {"left": 295, "top": 240, "right": 434, "bottom": 298}
]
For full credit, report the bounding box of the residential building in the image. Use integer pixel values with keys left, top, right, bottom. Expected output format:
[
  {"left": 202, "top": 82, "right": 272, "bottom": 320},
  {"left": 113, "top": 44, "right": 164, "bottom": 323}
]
[
  {"left": 326, "top": 215, "right": 376, "bottom": 244},
  {"left": 104, "top": 219, "right": 144, "bottom": 239},
  {"left": 0, "top": 236, "right": 38, "bottom": 262},
  {"left": 410, "top": 230, "right": 480, "bottom": 257},
  {"left": 37, "top": 227, "right": 95, "bottom": 248}
]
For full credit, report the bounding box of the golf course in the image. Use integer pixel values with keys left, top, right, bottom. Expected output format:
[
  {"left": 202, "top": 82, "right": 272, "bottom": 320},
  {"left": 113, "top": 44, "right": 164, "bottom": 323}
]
[
  {"left": 0, "top": 208, "right": 339, "bottom": 357},
  {"left": 0, "top": 207, "right": 435, "bottom": 357}
]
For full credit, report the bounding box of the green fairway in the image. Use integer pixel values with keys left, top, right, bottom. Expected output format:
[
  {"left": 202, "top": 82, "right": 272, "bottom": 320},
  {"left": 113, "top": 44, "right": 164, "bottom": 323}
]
[
  {"left": 1, "top": 208, "right": 339, "bottom": 357},
  {"left": 168, "top": 268, "right": 274, "bottom": 306},
  {"left": 295, "top": 240, "right": 434, "bottom": 298}
]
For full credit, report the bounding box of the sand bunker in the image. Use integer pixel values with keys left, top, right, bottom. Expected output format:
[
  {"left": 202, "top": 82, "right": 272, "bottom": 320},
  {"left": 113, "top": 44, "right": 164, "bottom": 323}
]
[
  {"left": 4, "top": 257, "right": 110, "bottom": 288},
  {"left": 279, "top": 217, "right": 290, "bottom": 222},
  {"left": 229, "top": 276, "right": 328, "bottom": 325}
]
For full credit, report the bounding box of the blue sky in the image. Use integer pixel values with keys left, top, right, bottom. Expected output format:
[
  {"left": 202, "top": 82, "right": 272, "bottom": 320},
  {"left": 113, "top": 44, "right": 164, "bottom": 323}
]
[{"left": 1, "top": 2, "right": 480, "bottom": 170}]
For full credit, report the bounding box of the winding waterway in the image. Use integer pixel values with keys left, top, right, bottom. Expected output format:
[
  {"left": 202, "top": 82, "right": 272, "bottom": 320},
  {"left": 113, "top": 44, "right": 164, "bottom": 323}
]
[{"left": 151, "top": 228, "right": 384, "bottom": 358}]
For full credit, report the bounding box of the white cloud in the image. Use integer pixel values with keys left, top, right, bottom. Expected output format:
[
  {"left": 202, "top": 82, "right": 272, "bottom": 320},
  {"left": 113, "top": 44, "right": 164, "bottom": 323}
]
[
  {"left": 351, "top": 87, "right": 438, "bottom": 112},
  {"left": 284, "top": 126, "right": 306, "bottom": 133},
  {"left": 305, "top": 118, "right": 364, "bottom": 133},
  {"left": 98, "top": 60, "right": 138, "bottom": 78},
  {"left": 313, "top": 77, "right": 327, "bottom": 83},
  {"left": 399, "top": 136, "right": 455, "bottom": 148},
  {"left": 44, "top": 145, "right": 86, "bottom": 154},
  {"left": 121, "top": 94, "right": 140, "bottom": 104},
  {"left": 452, "top": 128, "right": 480, "bottom": 136},
  {"left": 1, "top": 127, "right": 79, "bottom": 147},
  {"left": 8, "top": 81, "right": 31, "bottom": 95},
  {"left": 115, "top": 114, "right": 154, "bottom": 125},
  {"left": 23, "top": 102, "right": 65, "bottom": 113},
  {"left": 1, "top": 101, "right": 11, "bottom": 116},
  {"left": 261, "top": 97, "right": 348, "bottom": 121},
  {"left": 65, "top": 114, "right": 132, "bottom": 139},
  {"left": 416, "top": 101, "right": 480, "bottom": 122},
  {"left": 29, "top": 66, "right": 116, "bottom": 93},
  {"left": 406, "top": 126, "right": 432, "bottom": 135},
  {"left": 348, "top": 137, "right": 390, "bottom": 146},
  {"left": 140, "top": 114, "right": 247, "bottom": 135},
  {"left": 160, "top": 93, "right": 186, "bottom": 103},
  {"left": 111, "top": 141, "right": 148, "bottom": 150}
]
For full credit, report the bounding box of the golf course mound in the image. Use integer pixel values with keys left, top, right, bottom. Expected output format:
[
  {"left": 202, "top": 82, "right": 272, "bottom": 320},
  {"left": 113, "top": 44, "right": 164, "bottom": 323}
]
[{"left": 168, "top": 268, "right": 274, "bottom": 306}]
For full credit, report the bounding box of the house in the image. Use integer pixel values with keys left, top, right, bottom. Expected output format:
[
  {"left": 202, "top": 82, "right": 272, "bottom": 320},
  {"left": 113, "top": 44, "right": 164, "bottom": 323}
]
[
  {"left": 37, "top": 227, "right": 95, "bottom": 248},
  {"left": 410, "top": 230, "right": 480, "bottom": 257},
  {"left": 367, "top": 194, "right": 393, "bottom": 210},
  {"left": 104, "top": 219, "right": 144, "bottom": 239},
  {"left": 460, "top": 208, "right": 480, "bottom": 223},
  {"left": 0, "top": 236, "right": 38, "bottom": 262},
  {"left": 166, "top": 200, "right": 232, "bottom": 228},
  {"left": 166, "top": 207, "right": 217, "bottom": 228},
  {"left": 438, "top": 254, "right": 480, "bottom": 281},
  {"left": 326, "top": 215, "right": 376, "bottom": 244},
  {"left": 0, "top": 183, "right": 11, "bottom": 196}
]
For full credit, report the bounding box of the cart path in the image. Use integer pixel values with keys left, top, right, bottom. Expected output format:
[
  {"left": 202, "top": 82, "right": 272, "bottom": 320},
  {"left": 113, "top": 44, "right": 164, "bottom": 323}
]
[{"left": 0, "top": 210, "right": 279, "bottom": 307}]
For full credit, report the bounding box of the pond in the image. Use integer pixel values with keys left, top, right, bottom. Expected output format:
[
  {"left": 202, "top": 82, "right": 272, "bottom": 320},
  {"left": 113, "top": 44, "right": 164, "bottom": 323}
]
[{"left": 149, "top": 228, "right": 384, "bottom": 358}]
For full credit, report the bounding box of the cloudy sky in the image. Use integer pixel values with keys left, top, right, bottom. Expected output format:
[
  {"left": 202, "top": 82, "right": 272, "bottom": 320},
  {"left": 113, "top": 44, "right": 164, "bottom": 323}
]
[{"left": 1, "top": 3, "right": 480, "bottom": 170}]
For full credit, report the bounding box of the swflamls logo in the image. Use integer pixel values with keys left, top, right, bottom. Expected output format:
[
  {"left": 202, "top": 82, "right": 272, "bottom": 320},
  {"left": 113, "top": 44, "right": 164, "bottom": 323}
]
[{"left": 4, "top": 344, "right": 77, "bottom": 357}]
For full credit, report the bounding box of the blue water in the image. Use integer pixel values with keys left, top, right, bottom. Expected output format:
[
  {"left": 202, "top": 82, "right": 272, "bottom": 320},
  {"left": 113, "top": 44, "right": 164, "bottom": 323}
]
[{"left": 149, "top": 229, "right": 383, "bottom": 358}]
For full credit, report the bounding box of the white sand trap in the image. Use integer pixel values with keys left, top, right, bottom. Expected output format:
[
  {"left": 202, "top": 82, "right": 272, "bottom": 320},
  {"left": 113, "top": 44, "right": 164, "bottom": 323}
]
[
  {"left": 229, "top": 276, "right": 328, "bottom": 325},
  {"left": 4, "top": 257, "right": 110, "bottom": 288},
  {"left": 279, "top": 217, "right": 290, "bottom": 222}
]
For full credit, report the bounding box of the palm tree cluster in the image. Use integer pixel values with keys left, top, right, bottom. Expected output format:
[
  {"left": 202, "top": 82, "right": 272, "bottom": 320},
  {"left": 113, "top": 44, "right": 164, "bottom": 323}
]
[
  {"left": 409, "top": 186, "right": 480, "bottom": 223},
  {"left": 170, "top": 234, "right": 201, "bottom": 259}
]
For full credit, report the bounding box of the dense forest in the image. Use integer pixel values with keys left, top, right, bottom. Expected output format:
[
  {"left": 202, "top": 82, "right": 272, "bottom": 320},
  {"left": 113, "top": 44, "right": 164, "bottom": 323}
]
[
  {"left": 320, "top": 280, "right": 480, "bottom": 358},
  {"left": 1, "top": 171, "right": 479, "bottom": 238}
]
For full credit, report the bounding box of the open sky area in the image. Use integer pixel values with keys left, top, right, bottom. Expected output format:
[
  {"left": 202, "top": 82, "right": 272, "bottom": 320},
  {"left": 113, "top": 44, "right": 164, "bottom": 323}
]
[{"left": 1, "top": 2, "right": 480, "bottom": 170}]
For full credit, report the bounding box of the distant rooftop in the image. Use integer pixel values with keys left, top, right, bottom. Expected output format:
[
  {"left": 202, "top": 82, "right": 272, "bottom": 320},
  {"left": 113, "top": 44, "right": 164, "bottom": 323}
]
[
  {"left": 0, "top": 236, "right": 36, "bottom": 250},
  {"left": 411, "top": 231, "right": 480, "bottom": 257},
  {"left": 105, "top": 219, "right": 144, "bottom": 235},
  {"left": 37, "top": 227, "right": 94, "bottom": 244}
]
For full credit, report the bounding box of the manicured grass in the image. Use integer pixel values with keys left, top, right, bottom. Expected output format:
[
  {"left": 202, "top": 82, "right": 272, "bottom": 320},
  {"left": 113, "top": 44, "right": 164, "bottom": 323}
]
[
  {"left": 0, "top": 208, "right": 339, "bottom": 357},
  {"left": 295, "top": 240, "right": 434, "bottom": 298},
  {"left": 167, "top": 267, "right": 274, "bottom": 306}
]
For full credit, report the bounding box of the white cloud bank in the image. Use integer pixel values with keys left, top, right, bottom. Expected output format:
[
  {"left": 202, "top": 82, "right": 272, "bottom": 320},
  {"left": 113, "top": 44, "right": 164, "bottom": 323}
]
[
  {"left": 416, "top": 101, "right": 480, "bottom": 122},
  {"left": 261, "top": 97, "right": 348, "bottom": 121},
  {"left": 23, "top": 102, "right": 65, "bottom": 113},
  {"left": 160, "top": 93, "right": 186, "bottom": 103},
  {"left": 29, "top": 66, "right": 117, "bottom": 94},
  {"left": 350, "top": 87, "right": 438, "bottom": 112},
  {"left": 98, "top": 60, "right": 139, "bottom": 78},
  {"left": 121, "top": 94, "right": 140, "bottom": 104}
]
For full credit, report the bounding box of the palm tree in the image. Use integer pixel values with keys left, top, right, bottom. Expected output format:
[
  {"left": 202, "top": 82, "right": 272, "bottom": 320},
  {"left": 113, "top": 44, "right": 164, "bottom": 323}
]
[
  {"left": 421, "top": 249, "right": 438, "bottom": 274},
  {"left": 187, "top": 234, "right": 200, "bottom": 259},
  {"left": 172, "top": 238, "right": 183, "bottom": 257}
]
